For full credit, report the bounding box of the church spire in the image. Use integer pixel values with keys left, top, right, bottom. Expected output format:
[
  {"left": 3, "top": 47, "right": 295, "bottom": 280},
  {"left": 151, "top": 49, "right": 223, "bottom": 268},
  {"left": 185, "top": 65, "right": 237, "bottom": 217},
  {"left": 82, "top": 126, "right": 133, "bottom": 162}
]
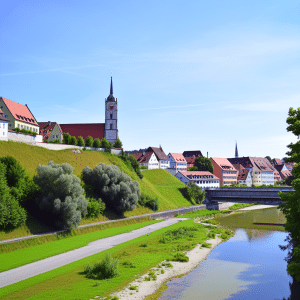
[
  {"left": 235, "top": 141, "right": 239, "bottom": 158},
  {"left": 110, "top": 76, "right": 113, "bottom": 95}
]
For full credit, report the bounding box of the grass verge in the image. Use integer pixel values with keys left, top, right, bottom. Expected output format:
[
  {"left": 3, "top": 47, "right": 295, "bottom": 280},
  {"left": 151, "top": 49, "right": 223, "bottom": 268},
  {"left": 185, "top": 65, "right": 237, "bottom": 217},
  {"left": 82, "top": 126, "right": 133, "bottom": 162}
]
[
  {"left": 228, "top": 203, "right": 255, "bottom": 210},
  {"left": 0, "top": 219, "right": 233, "bottom": 300}
]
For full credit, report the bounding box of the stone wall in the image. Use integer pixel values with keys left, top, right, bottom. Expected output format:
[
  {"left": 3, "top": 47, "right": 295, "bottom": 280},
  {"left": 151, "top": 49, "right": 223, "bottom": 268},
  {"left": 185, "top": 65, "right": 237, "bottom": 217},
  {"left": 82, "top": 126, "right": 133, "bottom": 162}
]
[
  {"left": 34, "top": 143, "right": 122, "bottom": 155},
  {"left": 8, "top": 131, "right": 43, "bottom": 144}
]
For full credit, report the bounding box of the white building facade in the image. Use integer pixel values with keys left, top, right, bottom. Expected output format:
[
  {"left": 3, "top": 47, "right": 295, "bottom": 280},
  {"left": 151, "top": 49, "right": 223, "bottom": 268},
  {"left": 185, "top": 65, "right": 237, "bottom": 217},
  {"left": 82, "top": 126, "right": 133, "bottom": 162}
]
[{"left": 176, "top": 171, "right": 220, "bottom": 189}]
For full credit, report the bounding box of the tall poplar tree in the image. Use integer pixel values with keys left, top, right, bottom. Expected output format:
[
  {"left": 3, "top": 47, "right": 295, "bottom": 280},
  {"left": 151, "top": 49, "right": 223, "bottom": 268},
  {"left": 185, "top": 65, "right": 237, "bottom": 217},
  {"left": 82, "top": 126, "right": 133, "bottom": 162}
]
[{"left": 279, "top": 107, "right": 300, "bottom": 281}]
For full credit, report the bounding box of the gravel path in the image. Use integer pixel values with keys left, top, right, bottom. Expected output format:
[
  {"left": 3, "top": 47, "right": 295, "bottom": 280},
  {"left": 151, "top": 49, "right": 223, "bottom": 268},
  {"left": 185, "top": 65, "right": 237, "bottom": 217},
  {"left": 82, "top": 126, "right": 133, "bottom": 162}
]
[{"left": 0, "top": 218, "right": 188, "bottom": 289}]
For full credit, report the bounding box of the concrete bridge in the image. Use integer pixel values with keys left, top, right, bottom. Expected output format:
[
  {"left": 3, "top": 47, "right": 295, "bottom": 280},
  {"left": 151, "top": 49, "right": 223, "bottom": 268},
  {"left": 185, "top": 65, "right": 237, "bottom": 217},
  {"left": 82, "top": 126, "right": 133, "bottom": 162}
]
[{"left": 205, "top": 187, "right": 293, "bottom": 206}]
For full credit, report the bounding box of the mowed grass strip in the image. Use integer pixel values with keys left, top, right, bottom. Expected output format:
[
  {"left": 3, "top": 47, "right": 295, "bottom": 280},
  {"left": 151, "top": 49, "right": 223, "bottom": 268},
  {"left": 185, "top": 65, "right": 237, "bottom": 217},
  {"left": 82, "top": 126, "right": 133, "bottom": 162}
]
[
  {"left": 176, "top": 209, "right": 231, "bottom": 219},
  {"left": 0, "top": 219, "right": 233, "bottom": 300},
  {"left": 0, "top": 219, "right": 160, "bottom": 272}
]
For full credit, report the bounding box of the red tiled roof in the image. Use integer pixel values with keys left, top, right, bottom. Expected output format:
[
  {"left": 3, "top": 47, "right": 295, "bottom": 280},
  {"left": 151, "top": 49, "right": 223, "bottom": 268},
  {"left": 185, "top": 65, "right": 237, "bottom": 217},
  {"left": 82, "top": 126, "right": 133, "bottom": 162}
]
[
  {"left": 60, "top": 123, "right": 105, "bottom": 140},
  {"left": 130, "top": 152, "right": 143, "bottom": 161},
  {"left": 169, "top": 153, "right": 187, "bottom": 163},
  {"left": 211, "top": 157, "right": 236, "bottom": 171},
  {"left": 38, "top": 122, "right": 62, "bottom": 141},
  {"left": 272, "top": 158, "right": 283, "bottom": 166},
  {"left": 237, "top": 169, "right": 250, "bottom": 181},
  {"left": 1, "top": 97, "right": 38, "bottom": 126},
  {"left": 185, "top": 156, "right": 196, "bottom": 166},
  {"left": 280, "top": 170, "right": 292, "bottom": 180},
  {"left": 180, "top": 171, "right": 220, "bottom": 180},
  {"left": 150, "top": 147, "right": 169, "bottom": 161}
]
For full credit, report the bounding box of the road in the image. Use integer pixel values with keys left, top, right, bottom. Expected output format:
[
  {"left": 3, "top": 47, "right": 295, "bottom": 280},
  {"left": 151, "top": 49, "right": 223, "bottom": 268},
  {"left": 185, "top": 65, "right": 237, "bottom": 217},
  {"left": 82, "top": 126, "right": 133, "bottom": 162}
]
[{"left": 0, "top": 218, "right": 188, "bottom": 289}]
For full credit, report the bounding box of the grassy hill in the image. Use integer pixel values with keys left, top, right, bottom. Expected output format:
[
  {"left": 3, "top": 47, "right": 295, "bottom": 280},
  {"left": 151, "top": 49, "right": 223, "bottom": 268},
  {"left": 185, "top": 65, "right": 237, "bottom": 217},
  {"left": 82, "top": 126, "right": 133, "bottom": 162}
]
[{"left": 0, "top": 141, "right": 192, "bottom": 238}]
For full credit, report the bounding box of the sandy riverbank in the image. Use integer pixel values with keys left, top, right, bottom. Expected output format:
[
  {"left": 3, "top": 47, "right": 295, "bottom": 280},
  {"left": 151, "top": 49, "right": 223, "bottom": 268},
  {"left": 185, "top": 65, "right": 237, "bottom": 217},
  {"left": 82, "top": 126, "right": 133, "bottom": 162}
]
[
  {"left": 238, "top": 204, "right": 278, "bottom": 211},
  {"left": 110, "top": 236, "right": 223, "bottom": 300}
]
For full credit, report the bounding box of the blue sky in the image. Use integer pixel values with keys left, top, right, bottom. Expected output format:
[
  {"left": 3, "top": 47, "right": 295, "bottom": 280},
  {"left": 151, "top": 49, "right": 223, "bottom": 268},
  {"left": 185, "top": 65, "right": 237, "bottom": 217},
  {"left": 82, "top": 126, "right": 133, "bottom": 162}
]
[{"left": 0, "top": 0, "right": 299, "bottom": 159}]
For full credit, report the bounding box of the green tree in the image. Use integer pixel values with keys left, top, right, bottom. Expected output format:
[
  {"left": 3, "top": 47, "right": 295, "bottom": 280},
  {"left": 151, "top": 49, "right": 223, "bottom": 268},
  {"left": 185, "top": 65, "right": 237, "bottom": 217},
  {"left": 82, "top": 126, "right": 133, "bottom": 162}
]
[
  {"left": 128, "top": 154, "right": 143, "bottom": 179},
  {"left": 82, "top": 163, "right": 140, "bottom": 215},
  {"left": 77, "top": 136, "right": 85, "bottom": 147},
  {"left": 85, "top": 136, "right": 93, "bottom": 147},
  {"left": 279, "top": 107, "right": 300, "bottom": 282},
  {"left": 33, "top": 161, "right": 88, "bottom": 230},
  {"left": 187, "top": 181, "right": 206, "bottom": 204},
  {"left": 70, "top": 136, "right": 77, "bottom": 145},
  {"left": 0, "top": 162, "right": 27, "bottom": 230},
  {"left": 187, "top": 166, "right": 198, "bottom": 171},
  {"left": 194, "top": 157, "right": 214, "bottom": 173},
  {"left": 62, "top": 132, "right": 71, "bottom": 144},
  {"left": 93, "top": 138, "right": 101, "bottom": 148},
  {"left": 265, "top": 156, "right": 272, "bottom": 163},
  {"left": 113, "top": 138, "right": 122, "bottom": 148},
  {"left": 100, "top": 138, "right": 112, "bottom": 153}
]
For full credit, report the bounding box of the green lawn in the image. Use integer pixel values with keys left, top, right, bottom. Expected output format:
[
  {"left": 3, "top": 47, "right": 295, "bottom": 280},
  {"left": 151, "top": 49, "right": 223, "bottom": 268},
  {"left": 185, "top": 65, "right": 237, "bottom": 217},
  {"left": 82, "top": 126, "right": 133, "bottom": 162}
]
[{"left": 0, "top": 219, "right": 233, "bottom": 300}]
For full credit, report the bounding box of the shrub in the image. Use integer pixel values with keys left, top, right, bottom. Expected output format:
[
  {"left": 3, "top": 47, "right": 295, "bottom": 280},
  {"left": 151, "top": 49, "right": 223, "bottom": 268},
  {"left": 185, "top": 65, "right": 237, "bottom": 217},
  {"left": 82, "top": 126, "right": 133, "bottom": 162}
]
[
  {"left": 33, "top": 161, "right": 88, "bottom": 230},
  {"left": 82, "top": 163, "right": 140, "bottom": 215},
  {"left": 84, "top": 253, "right": 119, "bottom": 280},
  {"left": 172, "top": 252, "right": 189, "bottom": 262},
  {"left": 201, "top": 242, "right": 212, "bottom": 248},
  {"left": 138, "top": 193, "right": 159, "bottom": 211},
  {"left": 85, "top": 136, "right": 93, "bottom": 147},
  {"left": 86, "top": 197, "right": 106, "bottom": 218},
  {"left": 62, "top": 132, "right": 71, "bottom": 144},
  {"left": 122, "top": 261, "right": 136, "bottom": 268},
  {"left": 77, "top": 136, "right": 85, "bottom": 147},
  {"left": 159, "top": 226, "right": 198, "bottom": 243},
  {"left": 113, "top": 138, "right": 122, "bottom": 148},
  {"left": 70, "top": 136, "right": 77, "bottom": 145},
  {"left": 93, "top": 138, "right": 101, "bottom": 148}
]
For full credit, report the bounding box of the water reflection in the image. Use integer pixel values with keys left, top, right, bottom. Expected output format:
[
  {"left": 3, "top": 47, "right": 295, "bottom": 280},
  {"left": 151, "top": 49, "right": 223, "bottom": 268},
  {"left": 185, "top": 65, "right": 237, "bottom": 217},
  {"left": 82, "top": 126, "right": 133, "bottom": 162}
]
[
  {"left": 159, "top": 224, "right": 292, "bottom": 300},
  {"left": 214, "top": 207, "right": 286, "bottom": 232}
]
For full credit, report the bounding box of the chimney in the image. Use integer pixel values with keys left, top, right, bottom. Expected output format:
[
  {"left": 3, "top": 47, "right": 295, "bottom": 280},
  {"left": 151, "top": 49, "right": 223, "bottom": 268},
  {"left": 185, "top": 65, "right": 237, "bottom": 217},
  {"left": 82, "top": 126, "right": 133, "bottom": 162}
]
[{"left": 48, "top": 121, "right": 51, "bottom": 126}]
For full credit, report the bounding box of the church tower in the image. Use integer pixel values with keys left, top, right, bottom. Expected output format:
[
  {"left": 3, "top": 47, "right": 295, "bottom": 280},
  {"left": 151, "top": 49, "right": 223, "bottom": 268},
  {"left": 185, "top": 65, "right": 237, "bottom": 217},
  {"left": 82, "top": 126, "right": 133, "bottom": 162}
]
[
  {"left": 104, "top": 76, "right": 118, "bottom": 143},
  {"left": 235, "top": 142, "right": 239, "bottom": 158}
]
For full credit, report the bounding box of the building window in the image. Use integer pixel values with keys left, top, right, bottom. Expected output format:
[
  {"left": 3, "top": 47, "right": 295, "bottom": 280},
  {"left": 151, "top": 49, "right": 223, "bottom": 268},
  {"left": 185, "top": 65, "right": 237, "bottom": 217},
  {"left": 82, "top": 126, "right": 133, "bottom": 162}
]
[
  {"left": 21, "top": 125, "right": 23, "bottom": 128},
  {"left": 53, "top": 135, "right": 55, "bottom": 138},
  {"left": 5, "top": 115, "right": 8, "bottom": 118},
  {"left": 110, "top": 124, "right": 113, "bottom": 129},
  {"left": 110, "top": 113, "right": 113, "bottom": 119},
  {"left": 56, "top": 135, "right": 58, "bottom": 138},
  {"left": 9, "top": 124, "right": 11, "bottom": 127}
]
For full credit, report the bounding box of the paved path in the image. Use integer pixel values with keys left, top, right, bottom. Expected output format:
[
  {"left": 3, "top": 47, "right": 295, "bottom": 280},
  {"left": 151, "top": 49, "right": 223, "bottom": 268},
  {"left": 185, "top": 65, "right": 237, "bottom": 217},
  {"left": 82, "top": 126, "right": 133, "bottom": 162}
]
[
  {"left": 0, "top": 218, "right": 187, "bottom": 289},
  {"left": 0, "top": 204, "right": 206, "bottom": 245}
]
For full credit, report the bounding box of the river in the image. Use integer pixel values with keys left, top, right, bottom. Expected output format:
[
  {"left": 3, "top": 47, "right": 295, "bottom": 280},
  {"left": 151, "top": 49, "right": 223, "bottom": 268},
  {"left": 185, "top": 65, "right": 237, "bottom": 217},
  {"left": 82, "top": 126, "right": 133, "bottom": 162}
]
[{"left": 159, "top": 207, "right": 294, "bottom": 300}]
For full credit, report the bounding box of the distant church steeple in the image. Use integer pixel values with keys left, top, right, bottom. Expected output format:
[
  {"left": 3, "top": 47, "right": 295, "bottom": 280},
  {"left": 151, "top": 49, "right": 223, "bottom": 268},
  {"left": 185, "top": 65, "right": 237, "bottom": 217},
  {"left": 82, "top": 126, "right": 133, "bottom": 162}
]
[
  {"left": 235, "top": 142, "right": 239, "bottom": 158},
  {"left": 110, "top": 76, "right": 113, "bottom": 95}
]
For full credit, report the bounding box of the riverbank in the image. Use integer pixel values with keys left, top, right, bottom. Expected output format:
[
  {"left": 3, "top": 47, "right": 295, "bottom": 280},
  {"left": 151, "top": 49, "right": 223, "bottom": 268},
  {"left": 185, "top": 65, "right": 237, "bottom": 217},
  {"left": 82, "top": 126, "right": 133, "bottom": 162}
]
[
  {"left": 111, "top": 236, "right": 223, "bottom": 300},
  {"left": 238, "top": 204, "right": 278, "bottom": 211}
]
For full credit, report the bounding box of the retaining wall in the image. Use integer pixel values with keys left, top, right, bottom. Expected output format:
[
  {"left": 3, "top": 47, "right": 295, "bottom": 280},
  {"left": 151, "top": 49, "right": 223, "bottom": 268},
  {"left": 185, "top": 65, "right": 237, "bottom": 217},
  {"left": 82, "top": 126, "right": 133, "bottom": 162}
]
[
  {"left": 34, "top": 143, "right": 122, "bottom": 155},
  {"left": 7, "top": 131, "right": 43, "bottom": 144}
]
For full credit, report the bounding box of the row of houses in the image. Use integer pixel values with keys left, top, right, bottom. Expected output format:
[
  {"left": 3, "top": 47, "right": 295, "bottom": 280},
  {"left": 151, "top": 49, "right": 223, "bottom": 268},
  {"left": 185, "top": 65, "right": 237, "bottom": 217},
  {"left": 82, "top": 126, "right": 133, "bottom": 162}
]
[
  {"left": 0, "top": 94, "right": 116, "bottom": 144},
  {"left": 127, "top": 147, "right": 293, "bottom": 189}
]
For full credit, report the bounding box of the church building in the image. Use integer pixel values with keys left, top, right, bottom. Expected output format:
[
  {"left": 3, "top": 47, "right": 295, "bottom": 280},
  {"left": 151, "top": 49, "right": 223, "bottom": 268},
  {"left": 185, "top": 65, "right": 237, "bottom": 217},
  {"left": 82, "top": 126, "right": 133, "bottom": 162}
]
[{"left": 59, "top": 77, "right": 119, "bottom": 144}]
